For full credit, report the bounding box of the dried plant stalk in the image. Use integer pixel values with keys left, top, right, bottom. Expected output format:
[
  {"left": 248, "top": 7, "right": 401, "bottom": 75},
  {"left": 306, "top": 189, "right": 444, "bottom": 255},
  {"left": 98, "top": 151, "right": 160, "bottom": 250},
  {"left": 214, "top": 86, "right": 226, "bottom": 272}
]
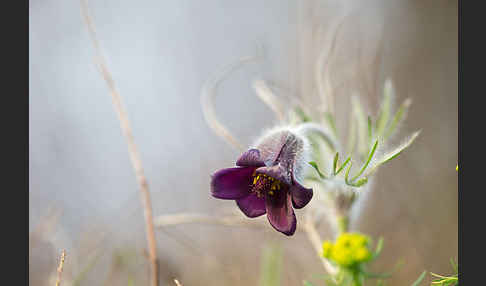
[
  {"left": 154, "top": 213, "right": 267, "bottom": 228},
  {"left": 315, "top": 18, "right": 345, "bottom": 116},
  {"left": 79, "top": 1, "right": 158, "bottom": 285},
  {"left": 173, "top": 279, "right": 183, "bottom": 286},
  {"left": 252, "top": 79, "right": 286, "bottom": 122},
  {"left": 55, "top": 249, "right": 66, "bottom": 286},
  {"left": 302, "top": 220, "right": 337, "bottom": 275},
  {"left": 201, "top": 53, "right": 261, "bottom": 152}
]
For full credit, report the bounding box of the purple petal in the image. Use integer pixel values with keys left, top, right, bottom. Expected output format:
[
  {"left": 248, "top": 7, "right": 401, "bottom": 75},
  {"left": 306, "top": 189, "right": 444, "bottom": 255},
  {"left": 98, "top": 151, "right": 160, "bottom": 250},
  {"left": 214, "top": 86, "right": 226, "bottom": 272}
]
[
  {"left": 211, "top": 167, "right": 255, "bottom": 199},
  {"left": 256, "top": 165, "right": 291, "bottom": 185},
  {"left": 236, "top": 149, "right": 265, "bottom": 167},
  {"left": 290, "top": 178, "right": 313, "bottom": 209},
  {"left": 236, "top": 193, "right": 266, "bottom": 218},
  {"left": 265, "top": 190, "right": 296, "bottom": 236}
]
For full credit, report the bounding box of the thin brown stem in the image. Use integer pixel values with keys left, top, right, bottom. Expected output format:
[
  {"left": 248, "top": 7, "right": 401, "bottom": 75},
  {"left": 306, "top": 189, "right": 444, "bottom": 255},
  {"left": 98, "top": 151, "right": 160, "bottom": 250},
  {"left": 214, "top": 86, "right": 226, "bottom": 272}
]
[
  {"left": 55, "top": 249, "right": 66, "bottom": 286},
  {"left": 154, "top": 213, "right": 267, "bottom": 229},
  {"left": 302, "top": 219, "right": 337, "bottom": 275},
  {"left": 79, "top": 1, "right": 158, "bottom": 285}
]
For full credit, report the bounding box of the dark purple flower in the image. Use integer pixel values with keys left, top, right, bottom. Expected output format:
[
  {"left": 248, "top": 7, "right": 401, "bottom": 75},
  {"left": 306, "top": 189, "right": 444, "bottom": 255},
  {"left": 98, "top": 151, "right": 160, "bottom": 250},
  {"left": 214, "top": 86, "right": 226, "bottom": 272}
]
[{"left": 210, "top": 130, "right": 313, "bottom": 236}]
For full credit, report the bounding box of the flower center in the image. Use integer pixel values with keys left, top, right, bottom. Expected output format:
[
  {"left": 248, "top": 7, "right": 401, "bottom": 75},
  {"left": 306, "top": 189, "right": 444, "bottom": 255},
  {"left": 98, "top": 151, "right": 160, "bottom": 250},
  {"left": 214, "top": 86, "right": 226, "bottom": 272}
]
[{"left": 250, "top": 172, "right": 282, "bottom": 197}]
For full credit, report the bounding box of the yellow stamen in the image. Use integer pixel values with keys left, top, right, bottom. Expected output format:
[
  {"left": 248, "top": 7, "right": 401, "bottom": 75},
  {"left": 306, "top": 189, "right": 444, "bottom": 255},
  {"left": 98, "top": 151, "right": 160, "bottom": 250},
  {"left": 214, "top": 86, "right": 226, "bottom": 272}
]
[{"left": 268, "top": 190, "right": 274, "bottom": 195}]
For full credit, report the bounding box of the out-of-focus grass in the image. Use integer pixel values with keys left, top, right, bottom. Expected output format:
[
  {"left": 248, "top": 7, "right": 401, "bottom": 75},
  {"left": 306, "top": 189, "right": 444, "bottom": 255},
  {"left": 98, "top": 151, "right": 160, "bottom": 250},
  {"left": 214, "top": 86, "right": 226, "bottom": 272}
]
[{"left": 259, "top": 244, "right": 283, "bottom": 286}]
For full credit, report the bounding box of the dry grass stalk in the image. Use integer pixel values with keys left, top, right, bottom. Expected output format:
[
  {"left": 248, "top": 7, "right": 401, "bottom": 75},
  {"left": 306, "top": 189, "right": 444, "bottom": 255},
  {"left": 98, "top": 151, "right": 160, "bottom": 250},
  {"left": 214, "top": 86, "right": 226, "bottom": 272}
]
[
  {"left": 302, "top": 220, "right": 337, "bottom": 276},
  {"left": 173, "top": 279, "right": 183, "bottom": 286},
  {"left": 55, "top": 249, "right": 66, "bottom": 286},
  {"left": 201, "top": 52, "right": 263, "bottom": 152},
  {"left": 154, "top": 213, "right": 267, "bottom": 228},
  {"left": 252, "top": 79, "right": 286, "bottom": 122},
  {"left": 79, "top": 1, "right": 158, "bottom": 285}
]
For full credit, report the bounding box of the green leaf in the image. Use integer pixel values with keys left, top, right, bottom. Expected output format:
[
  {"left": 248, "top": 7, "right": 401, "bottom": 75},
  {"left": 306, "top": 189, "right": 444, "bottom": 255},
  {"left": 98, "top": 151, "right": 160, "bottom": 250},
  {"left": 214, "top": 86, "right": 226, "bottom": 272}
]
[
  {"left": 411, "top": 271, "right": 427, "bottom": 286},
  {"left": 351, "top": 139, "right": 378, "bottom": 182},
  {"left": 384, "top": 98, "right": 412, "bottom": 140},
  {"left": 372, "top": 237, "right": 384, "bottom": 260},
  {"left": 308, "top": 161, "right": 327, "bottom": 179},
  {"left": 353, "top": 177, "right": 368, "bottom": 187},
  {"left": 365, "top": 131, "right": 420, "bottom": 177},
  {"left": 336, "top": 156, "right": 351, "bottom": 175},
  {"left": 345, "top": 161, "right": 353, "bottom": 184},
  {"left": 333, "top": 152, "right": 339, "bottom": 175},
  {"left": 302, "top": 281, "right": 314, "bottom": 286}
]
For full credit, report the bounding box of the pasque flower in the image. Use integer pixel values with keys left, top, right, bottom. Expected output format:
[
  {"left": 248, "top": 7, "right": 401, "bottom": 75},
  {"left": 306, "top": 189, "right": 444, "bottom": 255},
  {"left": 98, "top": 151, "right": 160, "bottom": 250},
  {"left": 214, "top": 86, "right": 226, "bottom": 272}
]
[{"left": 210, "top": 128, "right": 313, "bottom": 236}]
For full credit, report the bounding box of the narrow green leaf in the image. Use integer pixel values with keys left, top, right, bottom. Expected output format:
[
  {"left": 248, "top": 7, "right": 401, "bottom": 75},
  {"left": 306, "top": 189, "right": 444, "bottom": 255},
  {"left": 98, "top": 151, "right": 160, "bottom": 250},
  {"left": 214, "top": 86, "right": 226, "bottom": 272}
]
[
  {"left": 384, "top": 98, "right": 412, "bottom": 140},
  {"left": 309, "top": 161, "right": 327, "bottom": 179},
  {"left": 333, "top": 152, "right": 339, "bottom": 175},
  {"left": 345, "top": 161, "right": 353, "bottom": 184},
  {"left": 351, "top": 139, "right": 378, "bottom": 182},
  {"left": 365, "top": 131, "right": 420, "bottom": 177},
  {"left": 430, "top": 273, "right": 456, "bottom": 280},
  {"left": 353, "top": 177, "right": 368, "bottom": 187},
  {"left": 411, "top": 271, "right": 427, "bottom": 286},
  {"left": 303, "top": 281, "right": 314, "bottom": 286},
  {"left": 372, "top": 237, "right": 384, "bottom": 259},
  {"left": 336, "top": 156, "right": 351, "bottom": 175}
]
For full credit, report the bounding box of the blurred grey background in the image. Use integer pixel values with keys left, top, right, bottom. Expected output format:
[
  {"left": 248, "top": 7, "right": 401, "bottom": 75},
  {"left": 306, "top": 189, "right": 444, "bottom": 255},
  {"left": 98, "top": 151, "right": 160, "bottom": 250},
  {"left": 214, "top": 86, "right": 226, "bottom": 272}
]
[{"left": 29, "top": 0, "right": 457, "bottom": 285}]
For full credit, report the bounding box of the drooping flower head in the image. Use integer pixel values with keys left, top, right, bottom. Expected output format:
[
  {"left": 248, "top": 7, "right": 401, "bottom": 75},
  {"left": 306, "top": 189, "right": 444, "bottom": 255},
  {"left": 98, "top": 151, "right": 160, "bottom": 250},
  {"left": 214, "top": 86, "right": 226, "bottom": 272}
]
[{"left": 210, "top": 127, "right": 313, "bottom": 236}]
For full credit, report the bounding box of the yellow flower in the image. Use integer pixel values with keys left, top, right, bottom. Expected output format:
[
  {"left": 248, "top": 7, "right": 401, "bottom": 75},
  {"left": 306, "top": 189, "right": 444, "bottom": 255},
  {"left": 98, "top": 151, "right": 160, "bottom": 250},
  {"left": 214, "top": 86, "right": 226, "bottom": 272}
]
[{"left": 321, "top": 232, "right": 372, "bottom": 268}]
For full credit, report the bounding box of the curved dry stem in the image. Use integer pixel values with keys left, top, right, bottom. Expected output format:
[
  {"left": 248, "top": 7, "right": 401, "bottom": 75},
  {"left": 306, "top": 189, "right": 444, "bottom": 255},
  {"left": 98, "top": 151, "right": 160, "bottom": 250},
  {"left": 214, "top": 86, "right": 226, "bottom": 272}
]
[
  {"left": 315, "top": 17, "right": 346, "bottom": 116},
  {"left": 80, "top": 1, "right": 159, "bottom": 285},
  {"left": 252, "top": 79, "right": 286, "bottom": 122},
  {"left": 155, "top": 212, "right": 336, "bottom": 275},
  {"left": 302, "top": 219, "right": 337, "bottom": 275},
  {"left": 201, "top": 53, "right": 262, "bottom": 152},
  {"left": 154, "top": 213, "right": 267, "bottom": 228}
]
